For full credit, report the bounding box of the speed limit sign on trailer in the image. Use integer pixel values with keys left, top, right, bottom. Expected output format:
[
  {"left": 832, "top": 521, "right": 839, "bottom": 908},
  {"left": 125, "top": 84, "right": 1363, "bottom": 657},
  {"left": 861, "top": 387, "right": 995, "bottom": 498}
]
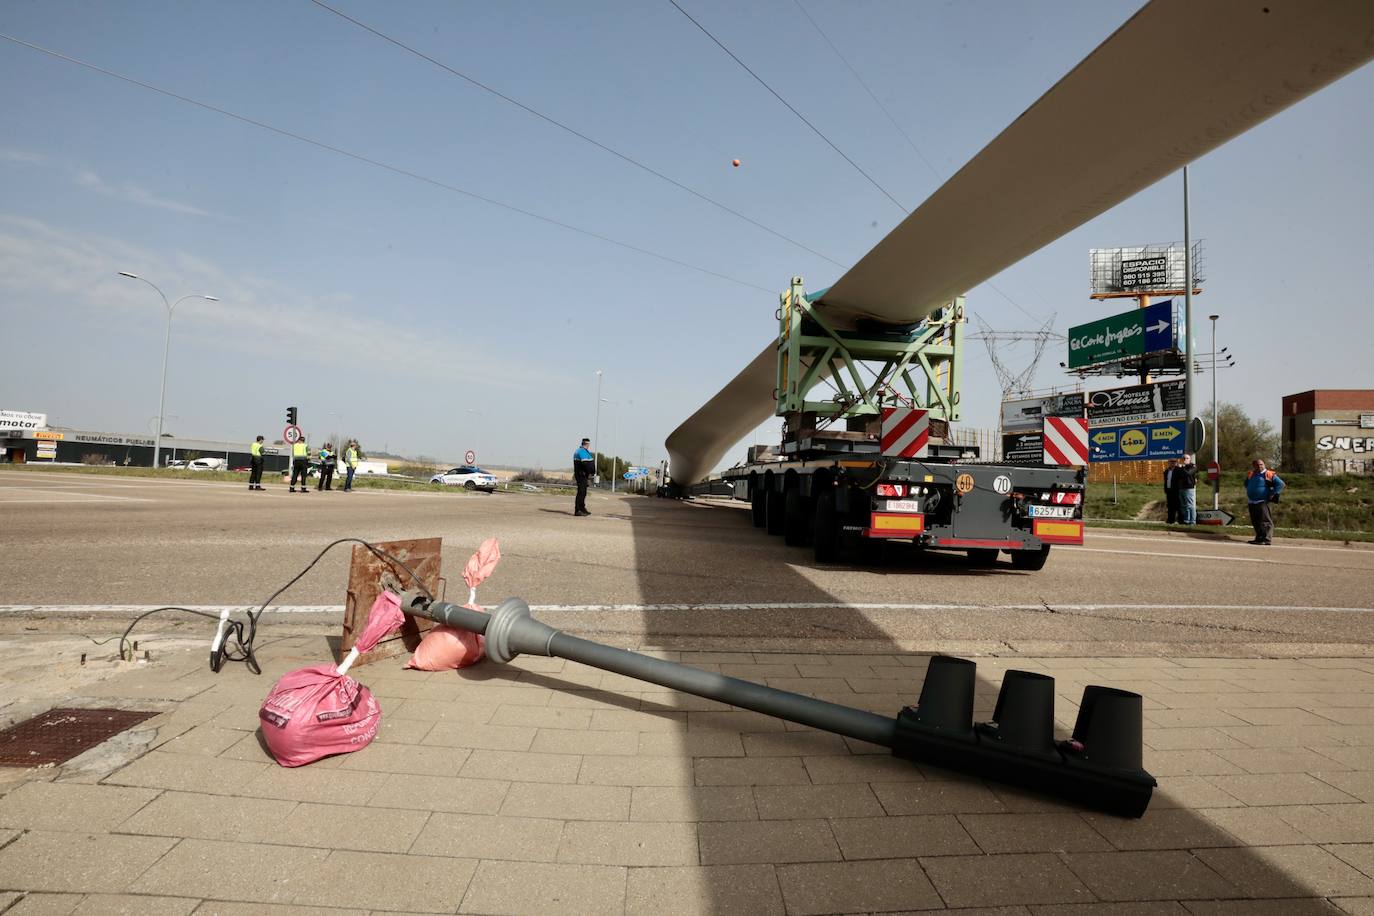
[
  {"left": 464, "top": 449, "right": 476, "bottom": 465},
  {"left": 284, "top": 425, "right": 303, "bottom": 444}
]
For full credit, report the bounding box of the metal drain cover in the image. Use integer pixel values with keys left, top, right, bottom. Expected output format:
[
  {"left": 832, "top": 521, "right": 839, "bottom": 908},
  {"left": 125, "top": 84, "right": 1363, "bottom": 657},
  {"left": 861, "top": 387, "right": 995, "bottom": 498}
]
[{"left": 0, "top": 708, "right": 157, "bottom": 767}]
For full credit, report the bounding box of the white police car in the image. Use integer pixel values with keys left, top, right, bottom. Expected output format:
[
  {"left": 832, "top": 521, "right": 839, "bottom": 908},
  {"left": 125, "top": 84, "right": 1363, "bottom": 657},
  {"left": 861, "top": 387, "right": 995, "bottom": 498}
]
[{"left": 430, "top": 466, "right": 499, "bottom": 492}]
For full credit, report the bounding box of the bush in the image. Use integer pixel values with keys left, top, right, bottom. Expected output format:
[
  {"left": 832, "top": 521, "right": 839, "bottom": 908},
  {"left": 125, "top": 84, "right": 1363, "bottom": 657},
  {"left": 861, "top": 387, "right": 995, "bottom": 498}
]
[
  {"left": 81, "top": 453, "right": 111, "bottom": 465},
  {"left": 513, "top": 468, "right": 548, "bottom": 483}
]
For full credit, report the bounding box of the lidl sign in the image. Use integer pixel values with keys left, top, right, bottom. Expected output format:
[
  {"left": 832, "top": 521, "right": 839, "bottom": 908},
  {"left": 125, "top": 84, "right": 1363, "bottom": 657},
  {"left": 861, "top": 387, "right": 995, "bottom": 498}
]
[{"left": 1088, "top": 420, "right": 1186, "bottom": 462}]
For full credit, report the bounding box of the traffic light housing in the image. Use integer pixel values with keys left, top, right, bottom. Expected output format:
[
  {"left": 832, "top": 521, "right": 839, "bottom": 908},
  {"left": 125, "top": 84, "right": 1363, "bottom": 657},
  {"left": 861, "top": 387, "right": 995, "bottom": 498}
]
[{"left": 287, "top": 406, "right": 298, "bottom": 426}]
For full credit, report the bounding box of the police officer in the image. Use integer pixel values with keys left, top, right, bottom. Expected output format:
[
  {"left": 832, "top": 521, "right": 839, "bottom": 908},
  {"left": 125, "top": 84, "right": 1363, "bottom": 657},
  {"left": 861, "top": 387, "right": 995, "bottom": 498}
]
[
  {"left": 289, "top": 435, "right": 310, "bottom": 493},
  {"left": 573, "top": 437, "right": 595, "bottom": 516},
  {"left": 248, "top": 435, "right": 266, "bottom": 491},
  {"left": 343, "top": 440, "right": 360, "bottom": 491},
  {"left": 316, "top": 442, "right": 336, "bottom": 491}
]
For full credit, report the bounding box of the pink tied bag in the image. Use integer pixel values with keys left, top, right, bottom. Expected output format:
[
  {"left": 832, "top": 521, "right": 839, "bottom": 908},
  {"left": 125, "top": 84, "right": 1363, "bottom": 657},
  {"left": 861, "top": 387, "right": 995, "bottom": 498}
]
[
  {"left": 406, "top": 538, "right": 499, "bottom": 671},
  {"left": 259, "top": 590, "right": 404, "bottom": 767}
]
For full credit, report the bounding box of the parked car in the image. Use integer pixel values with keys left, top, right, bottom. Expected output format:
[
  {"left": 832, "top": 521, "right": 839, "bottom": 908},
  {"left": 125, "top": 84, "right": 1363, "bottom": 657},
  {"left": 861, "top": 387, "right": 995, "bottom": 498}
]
[
  {"left": 187, "top": 457, "right": 227, "bottom": 471},
  {"left": 430, "top": 466, "right": 499, "bottom": 492}
]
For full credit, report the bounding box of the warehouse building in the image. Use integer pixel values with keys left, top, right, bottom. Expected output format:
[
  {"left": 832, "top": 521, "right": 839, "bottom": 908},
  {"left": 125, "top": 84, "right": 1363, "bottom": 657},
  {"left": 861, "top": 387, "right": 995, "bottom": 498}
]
[
  {"left": 1281, "top": 390, "right": 1374, "bottom": 476},
  {"left": 1, "top": 420, "right": 290, "bottom": 473}
]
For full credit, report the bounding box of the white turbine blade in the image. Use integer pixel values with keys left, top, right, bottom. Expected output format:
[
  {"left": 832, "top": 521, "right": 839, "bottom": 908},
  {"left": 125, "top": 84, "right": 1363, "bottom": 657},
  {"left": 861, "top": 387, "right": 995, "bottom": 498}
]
[{"left": 669, "top": 0, "right": 1374, "bottom": 484}]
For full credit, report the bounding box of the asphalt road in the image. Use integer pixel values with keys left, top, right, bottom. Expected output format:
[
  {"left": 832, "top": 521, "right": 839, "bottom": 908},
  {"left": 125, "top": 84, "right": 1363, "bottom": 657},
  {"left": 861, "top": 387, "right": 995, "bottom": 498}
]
[{"left": 2, "top": 469, "right": 1372, "bottom": 656}]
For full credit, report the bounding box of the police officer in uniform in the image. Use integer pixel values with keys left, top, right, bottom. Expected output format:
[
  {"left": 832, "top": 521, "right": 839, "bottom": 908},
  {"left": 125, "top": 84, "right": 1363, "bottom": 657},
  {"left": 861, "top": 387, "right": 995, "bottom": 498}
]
[
  {"left": 573, "top": 437, "right": 595, "bottom": 516},
  {"left": 289, "top": 435, "right": 310, "bottom": 492},
  {"left": 316, "top": 442, "right": 336, "bottom": 491},
  {"left": 249, "top": 435, "right": 266, "bottom": 491}
]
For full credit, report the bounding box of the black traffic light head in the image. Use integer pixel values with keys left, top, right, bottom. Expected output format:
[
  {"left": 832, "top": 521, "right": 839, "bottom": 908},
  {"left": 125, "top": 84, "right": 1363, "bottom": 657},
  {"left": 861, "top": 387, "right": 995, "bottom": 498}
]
[{"left": 287, "top": 406, "right": 298, "bottom": 426}]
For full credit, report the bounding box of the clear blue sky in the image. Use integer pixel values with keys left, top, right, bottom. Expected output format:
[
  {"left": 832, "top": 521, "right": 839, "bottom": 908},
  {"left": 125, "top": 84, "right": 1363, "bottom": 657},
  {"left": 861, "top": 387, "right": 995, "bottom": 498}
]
[{"left": 3, "top": 1, "right": 1370, "bottom": 469}]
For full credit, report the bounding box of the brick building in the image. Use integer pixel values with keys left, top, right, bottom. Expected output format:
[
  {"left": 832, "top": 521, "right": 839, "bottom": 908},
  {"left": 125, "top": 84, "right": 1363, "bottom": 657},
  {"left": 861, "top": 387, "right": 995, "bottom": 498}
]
[{"left": 1281, "top": 389, "right": 1374, "bottom": 475}]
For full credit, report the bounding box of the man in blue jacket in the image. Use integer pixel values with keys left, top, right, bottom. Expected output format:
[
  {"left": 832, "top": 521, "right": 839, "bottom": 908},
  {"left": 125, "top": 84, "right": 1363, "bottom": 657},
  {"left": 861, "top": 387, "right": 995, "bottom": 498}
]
[
  {"left": 573, "top": 438, "right": 596, "bottom": 516},
  {"left": 1244, "top": 458, "right": 1285, "bottom": 545}
]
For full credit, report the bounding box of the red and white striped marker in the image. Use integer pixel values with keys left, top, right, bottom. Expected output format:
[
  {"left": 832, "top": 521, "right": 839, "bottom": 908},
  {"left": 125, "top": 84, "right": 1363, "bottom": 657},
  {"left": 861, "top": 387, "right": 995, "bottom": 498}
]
[
  {"left": 880, "top": 408, "right": 930, "bottom": 459},
  {"left": 1043, "top": 416, "right": 1090, "bottom": 466}
]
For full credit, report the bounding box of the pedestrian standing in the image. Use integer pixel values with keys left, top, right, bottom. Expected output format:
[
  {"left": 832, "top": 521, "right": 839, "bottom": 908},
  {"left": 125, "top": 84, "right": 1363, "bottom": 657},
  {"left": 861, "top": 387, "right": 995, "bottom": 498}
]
[
  {"left": 317, "top": 442, "right": 336, "bottom": 491},
  {"left": 248, "top": 435, "right": 266, "bottom": 491},
  {"left": 289, "top": 436, "right": 310, "bottom": 493},
  {"left": 1163, "top": 458, "right": 1179, "bottom": 524},
  {"left": 1245, "top": 458, "right": 1285, "bottom": 545},
  {"left": 573, "top": 437, "right": 595, "bottom": 516},
  {"left": 1176, "top": 453, "right": 1198, "bottom": 525},
  {"left": 343, "top": 440, "right": 360, "bottom": 491}
]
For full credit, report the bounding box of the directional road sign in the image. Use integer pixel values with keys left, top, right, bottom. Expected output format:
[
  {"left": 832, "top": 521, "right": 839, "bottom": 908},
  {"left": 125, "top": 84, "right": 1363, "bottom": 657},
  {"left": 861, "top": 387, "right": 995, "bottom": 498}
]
[
  {"left": 1087, "top": 419, "right": 1187, "bottom": 462},
  {"left": 1067, "top": 300, "right": 1177, "bottom": 369},
  {"left": 1196, "top": 508, "right": 1234, "bottom": 526}
]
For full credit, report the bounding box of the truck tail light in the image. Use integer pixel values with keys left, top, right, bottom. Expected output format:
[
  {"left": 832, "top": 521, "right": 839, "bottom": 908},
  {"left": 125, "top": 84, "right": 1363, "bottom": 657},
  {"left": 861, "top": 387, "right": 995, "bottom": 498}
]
[
  {"left": 876, "top": 483, "right": 907, "bottom": 497},
  {"left": 1052, "top": 490, "right": 1082, "bottom": 506}
]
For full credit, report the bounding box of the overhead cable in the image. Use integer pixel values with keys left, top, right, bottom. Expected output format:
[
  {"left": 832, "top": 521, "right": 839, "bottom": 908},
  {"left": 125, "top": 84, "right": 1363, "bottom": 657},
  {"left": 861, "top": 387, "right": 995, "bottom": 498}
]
[
  {"left": 667, "top": 0, "right": 908, "bottom": 213},
  {"left": 308, "top": 0, "right": 845, "bottom": 270},
  {"left": 0, "top": 32, "right": 774, "bottom": 295}
]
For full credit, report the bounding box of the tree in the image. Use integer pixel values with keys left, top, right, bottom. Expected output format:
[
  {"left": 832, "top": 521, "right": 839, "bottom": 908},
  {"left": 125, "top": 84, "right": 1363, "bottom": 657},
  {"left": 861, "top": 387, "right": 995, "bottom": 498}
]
[{"left": 1199, "top": 402, "right": 1279, "bottom": 470}]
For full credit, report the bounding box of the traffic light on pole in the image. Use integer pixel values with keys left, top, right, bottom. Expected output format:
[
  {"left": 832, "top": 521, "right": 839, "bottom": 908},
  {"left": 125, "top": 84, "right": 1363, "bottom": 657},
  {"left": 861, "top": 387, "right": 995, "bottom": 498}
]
[{"left": 287, "top": 406, "right": 298, "bottom": 426}]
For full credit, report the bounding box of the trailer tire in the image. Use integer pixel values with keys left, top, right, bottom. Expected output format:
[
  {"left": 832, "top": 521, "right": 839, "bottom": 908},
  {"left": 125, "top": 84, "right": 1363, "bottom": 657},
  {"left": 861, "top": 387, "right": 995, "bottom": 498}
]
[
  {"left": 750, "top": 485, "right": 767, "bottom": 528},
  {"left": 765, "top": 487, "right": 786, "bottom": 536},
  {"left": 812, "top": 491, "right": 840, "bottom": 563},
  {"left": 966, "top": 548, "right": 1000, "bottom": 567},
  {"left": 1011, "top": 545, "right": 1051, "bottom": 571},
  {"left": 784, "top": 488, "right": 811, "bottom": 546}
]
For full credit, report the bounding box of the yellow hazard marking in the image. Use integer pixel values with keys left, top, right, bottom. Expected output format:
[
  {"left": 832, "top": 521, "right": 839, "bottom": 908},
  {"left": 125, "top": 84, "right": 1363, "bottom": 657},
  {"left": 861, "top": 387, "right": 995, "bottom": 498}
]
[
  {"left": 871, "top": 513, "right": 924, "bottom": 533},
  {"left": 839, "top": 460, "right": 875, "bottom": 468},
  {"left": 1034, "top": 520, "right": 1083, "bottom": 539}
]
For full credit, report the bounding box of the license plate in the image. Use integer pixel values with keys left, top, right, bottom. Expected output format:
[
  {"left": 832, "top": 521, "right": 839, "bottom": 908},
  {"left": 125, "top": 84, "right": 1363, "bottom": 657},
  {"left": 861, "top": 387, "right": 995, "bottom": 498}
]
[
  {"left": 1029, "top": 505, "right": 1075, "bottom": 518},
  {"left": 884, "top": 499, "right": 922, "bottom": 512}
]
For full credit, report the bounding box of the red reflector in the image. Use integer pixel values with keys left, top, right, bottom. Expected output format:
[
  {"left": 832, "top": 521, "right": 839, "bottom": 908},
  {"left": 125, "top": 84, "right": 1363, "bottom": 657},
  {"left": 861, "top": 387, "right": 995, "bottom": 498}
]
[
  {"left": 1052, "top": 491, "right": 1082, "bottom": 506},
  {"left": 875, "top": 483, "right": 907, "bottom": 497}
]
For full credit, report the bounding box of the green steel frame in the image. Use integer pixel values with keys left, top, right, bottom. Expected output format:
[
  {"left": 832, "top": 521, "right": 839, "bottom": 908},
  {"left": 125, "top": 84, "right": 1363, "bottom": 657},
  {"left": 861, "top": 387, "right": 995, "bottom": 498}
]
[{"left": 775, "top": 277, "right": 964, "bottom": 424}]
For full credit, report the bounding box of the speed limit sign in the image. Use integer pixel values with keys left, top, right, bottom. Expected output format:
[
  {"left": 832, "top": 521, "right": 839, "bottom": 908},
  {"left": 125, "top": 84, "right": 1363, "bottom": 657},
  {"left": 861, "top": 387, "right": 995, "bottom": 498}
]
[
  {"left": 284, "top": 425, "right": 303, "bottom": 444},
  {"left": 464, "top": 449, "right": 476, "bottom": 465}
]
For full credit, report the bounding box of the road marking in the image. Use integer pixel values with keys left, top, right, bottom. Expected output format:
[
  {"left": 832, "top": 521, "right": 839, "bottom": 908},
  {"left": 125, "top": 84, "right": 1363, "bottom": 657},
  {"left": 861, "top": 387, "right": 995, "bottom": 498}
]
[
  {"left": 4, "top": 602, "right": 1370, "bottom": 615},
  {"left": 1089, "top": 532, "right": 1370, "bottom": 554},
  {"left": 1074, "top": 546, "right": 1268, "bottom": 563},
  {"left": 0, "top": 488, "right": 144, "bottom": 502}
]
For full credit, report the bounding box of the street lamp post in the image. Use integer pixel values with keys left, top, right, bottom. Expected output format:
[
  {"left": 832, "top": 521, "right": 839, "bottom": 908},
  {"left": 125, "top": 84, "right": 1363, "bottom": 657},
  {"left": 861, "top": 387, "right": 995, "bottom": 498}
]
[
  {"left": 1208, "top": 314, "right": 1220, "bottom": 510},
  {"left": 593, "top": 370, "right": 603, "bottom": 485},
  {"left": 119, "top": 272, "right": 218, "bottom": 469}
]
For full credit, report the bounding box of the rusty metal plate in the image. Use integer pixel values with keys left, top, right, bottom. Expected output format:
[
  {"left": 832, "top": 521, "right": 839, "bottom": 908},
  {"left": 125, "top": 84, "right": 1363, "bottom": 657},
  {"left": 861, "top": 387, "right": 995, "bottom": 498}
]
[
  {"left": 0, "top": 708, "right": 157, "bottom": 767},
  {"left": 340, "top": 537, "right": 444, "bottom": 668}
]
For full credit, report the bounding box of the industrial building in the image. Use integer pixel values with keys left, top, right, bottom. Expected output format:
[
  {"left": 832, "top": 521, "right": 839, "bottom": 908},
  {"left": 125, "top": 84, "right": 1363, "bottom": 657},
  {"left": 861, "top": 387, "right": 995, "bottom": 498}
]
[
  {"left": 0, "top": 423, "right": 290, "bottom": 474},
  {"left": 1281, "top": 390, "right": 1374, "bottom": 475}
]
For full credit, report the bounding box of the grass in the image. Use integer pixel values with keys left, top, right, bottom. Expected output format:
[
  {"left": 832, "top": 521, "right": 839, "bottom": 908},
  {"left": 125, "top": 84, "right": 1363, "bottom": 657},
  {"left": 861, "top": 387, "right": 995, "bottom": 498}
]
[
  {"left": 1, "top": 463, "right": 577, "bottom": 496},
  {"left": 1085, "top": 470, "right": 1374, "bottom": 541}
]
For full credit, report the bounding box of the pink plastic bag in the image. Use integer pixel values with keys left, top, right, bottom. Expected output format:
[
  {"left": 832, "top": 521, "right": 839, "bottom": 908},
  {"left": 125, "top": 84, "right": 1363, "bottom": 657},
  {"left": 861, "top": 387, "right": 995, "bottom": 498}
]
[
  {"left": 259, "top": 591, "right": 404, "bottom": 767},
  {"left": 405, "top": 538, "right": 500, "bottom": 671}
]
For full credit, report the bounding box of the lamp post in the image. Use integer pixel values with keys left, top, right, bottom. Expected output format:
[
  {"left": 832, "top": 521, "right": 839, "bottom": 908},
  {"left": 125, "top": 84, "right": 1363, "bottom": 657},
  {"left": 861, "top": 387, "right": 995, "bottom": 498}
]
[
  {"left": 600, "top": 398, "right": 618, "bottom": 493},
  {"left": 593, "top": 369, "right": 603, "bottom": 485},
  {"left": 1208, "top": 314, "right": 1220, "bottom": 510},
  {"left": 119, "top": 272, "right": 218, "bottom": 469}
]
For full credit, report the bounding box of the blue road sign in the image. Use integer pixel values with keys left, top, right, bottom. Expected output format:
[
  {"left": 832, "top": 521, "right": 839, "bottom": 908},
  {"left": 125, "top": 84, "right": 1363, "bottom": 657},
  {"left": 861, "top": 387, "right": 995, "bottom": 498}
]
[
  {"left": 1141, "top": 299, "right": 1176, "bottom": 354},
  {"left": 1088, "top": 419, "right": 1187, "bottom": 462}
]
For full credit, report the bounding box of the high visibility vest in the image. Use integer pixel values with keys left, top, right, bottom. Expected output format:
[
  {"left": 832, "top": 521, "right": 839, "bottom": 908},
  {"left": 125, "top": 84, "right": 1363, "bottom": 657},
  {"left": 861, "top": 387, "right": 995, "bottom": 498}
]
[
  {"left": 292, "top": 441, "right": 308, "bottom": 458},
  {"left": 251, "top": 441, "right": 263, "bottom": 457},
  {"left": 345, "top": 447, "right": 358, "bottom": 467}
]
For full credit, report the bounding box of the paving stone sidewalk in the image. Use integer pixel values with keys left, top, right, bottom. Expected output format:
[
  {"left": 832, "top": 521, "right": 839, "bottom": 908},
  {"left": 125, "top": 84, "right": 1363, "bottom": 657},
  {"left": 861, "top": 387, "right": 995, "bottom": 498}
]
[{"left": 1, "top": 637, "right": 1373, "bottom": 915}]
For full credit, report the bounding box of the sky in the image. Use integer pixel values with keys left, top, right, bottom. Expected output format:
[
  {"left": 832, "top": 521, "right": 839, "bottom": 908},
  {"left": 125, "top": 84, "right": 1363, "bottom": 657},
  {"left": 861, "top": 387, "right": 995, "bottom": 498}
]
[{"left": 2, "top": 0, "right": 1371, "bottom": 471}]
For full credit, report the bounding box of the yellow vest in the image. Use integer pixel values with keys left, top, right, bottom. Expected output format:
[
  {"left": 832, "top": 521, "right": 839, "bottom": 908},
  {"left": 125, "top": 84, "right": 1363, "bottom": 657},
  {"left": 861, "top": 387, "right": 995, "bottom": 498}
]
[
  {"left": 251, "top": 441, "right": 263, "bottom": 457},
  {"left": 292, "top": 440, "right": 308, "bottom": 458},
  {"left": 345, "top": 447, "right": 358, "bottom": 466}
]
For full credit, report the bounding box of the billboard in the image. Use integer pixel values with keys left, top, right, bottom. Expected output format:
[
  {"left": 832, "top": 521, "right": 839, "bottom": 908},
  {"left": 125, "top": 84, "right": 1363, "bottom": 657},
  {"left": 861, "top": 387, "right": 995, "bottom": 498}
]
[
  {"left": 1001, "top": 432, "right": 1044, "bottom": 463},
  {"left": 0, "top": 409, "right": 47, "bottom": 430},
  {"left": 1000, "top": 391, "right": 1085, "bottom": 433},
  {"left": 1067, "top": 300, "right": 1177, "bottom": 369},
  {"left": 1088, "top": 420, "right": 1187, "bottom": 462},
  {"left": 1089, "top": 242, "right": 1203, "bottom": 296},
  {"left": 1086, "top": 380, "right": 1187, "bottom": 428}
]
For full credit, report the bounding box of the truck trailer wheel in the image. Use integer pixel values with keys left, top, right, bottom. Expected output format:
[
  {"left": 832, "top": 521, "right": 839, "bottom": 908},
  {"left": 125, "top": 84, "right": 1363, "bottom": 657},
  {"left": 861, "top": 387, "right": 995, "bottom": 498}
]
[
  {"left": 765, "top": 488, "right": 786, "bottom": 536},
  {"left": 812, "top": 492, "right": 840, "bottom": 563},
  {"left": 750, "top": 485, "right": 767, "bottom": 528},
  {"left": 784, "top": 488, "right": 812, "bottom": 546},
  {"left": 1011, "top": 545, "right": 1051, "bottom": 571}
]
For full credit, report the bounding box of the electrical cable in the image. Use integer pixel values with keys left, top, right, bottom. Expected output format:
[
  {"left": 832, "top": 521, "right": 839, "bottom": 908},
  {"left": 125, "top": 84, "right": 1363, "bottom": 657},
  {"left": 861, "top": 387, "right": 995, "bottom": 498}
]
[
  {"left": 667, "top": 0, "right": 908, "bottom": 213},
  {"left": 308, "top": 0, "right": 845, "bottom": 270},
  {"left": 0, "top": 32, "right": 774, "bottom": 296}
]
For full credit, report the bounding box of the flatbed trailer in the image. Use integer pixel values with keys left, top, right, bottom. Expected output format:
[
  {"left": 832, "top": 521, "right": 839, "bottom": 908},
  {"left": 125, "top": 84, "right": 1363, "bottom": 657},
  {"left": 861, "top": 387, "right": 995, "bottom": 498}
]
[{"left": 720, "top": 451, "right": 1085, "bottom": 569}]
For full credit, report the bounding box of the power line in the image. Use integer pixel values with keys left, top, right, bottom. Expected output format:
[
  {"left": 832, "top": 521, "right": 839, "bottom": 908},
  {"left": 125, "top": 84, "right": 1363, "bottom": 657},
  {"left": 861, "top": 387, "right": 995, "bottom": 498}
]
[
  {"left": 0, "top": 32, "right": 774, "bottom": 295},
  {"left": 791, "top": 0, "right": 941, "bottom": 184},
  {"left": 308, "top": 0, "right": 844, "bottom": 270},
  {"left": 667, "top": 0, "right": 908, "bottom": 213}
]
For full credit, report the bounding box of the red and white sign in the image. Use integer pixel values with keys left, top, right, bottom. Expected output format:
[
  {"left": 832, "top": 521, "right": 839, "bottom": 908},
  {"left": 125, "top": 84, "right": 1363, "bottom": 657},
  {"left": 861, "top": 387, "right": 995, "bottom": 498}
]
[
  {"left": 1206, "top": 461, "right": 1220, "bottom": 481},
  {"left": 283, "top": 425, "right": 303, "bottom": 444},
  {"left": 880, "top": 408, "right": 930, "bottom": 459},
  {"left": 1043, "top": 416, "right": 1089, "bottom": 466},
  {"left": 464, "top": 449, "right": 476, "bottom": 465}
]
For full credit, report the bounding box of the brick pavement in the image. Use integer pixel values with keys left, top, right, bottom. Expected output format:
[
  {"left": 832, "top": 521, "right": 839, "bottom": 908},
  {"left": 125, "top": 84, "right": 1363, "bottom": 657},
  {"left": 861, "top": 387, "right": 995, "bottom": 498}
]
[{"left": 0, "top": 638, "right": 1372, "bottom": 914}]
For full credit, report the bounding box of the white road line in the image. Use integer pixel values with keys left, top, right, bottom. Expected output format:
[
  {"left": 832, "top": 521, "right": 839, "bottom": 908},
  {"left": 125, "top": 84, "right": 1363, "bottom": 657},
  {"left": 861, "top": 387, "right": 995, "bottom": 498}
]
[
  {"left": 3, "top": 602, "right": 1370, "bottom": 615},
  {"left": 1088, "top": 532, "right": 1369, "bottom": 554},
  {"left": 1074, "top": 546, "right": 1268, "bottom": 563},
  {"left": 0, "top": 498, "right": 151, "bottom": 504},
  {"left": 0, "top": 488, "right": 143, "bottom": 502}
]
